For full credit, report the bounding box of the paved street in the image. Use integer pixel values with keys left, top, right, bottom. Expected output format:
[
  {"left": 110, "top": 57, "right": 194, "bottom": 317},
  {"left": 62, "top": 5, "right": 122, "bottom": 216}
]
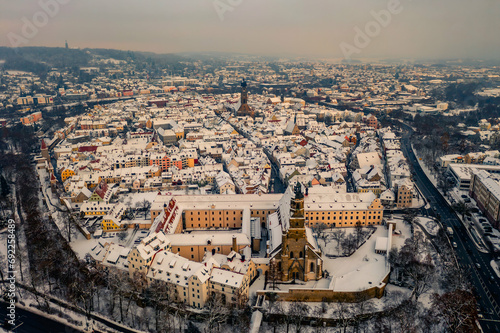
[{"left": 401, "top": 129, "right": 500, "bottom": 332}]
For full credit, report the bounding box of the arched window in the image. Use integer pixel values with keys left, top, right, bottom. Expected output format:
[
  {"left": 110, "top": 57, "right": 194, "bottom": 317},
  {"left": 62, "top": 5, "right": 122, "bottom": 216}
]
[
  {"left": 290, "top": 251, "right": 294, "bottom": 258},
  {"left": 310, "top": 262, "right": 314, "bottom": 273},
  {"left": 299, "top": 251, "right": 303, "bottom": 258}
]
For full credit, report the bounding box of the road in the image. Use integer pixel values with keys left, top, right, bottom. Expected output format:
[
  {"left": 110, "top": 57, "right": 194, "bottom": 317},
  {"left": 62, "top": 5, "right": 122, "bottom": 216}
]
[
  {"left": 345, "top": 133, "right": 360, "bottom": 192},
  {"left": 400, "top": 128, "right": 500, "bottom": 332},
  {"left": 226, "top": 119, "right": 286, "bottom": 194}
]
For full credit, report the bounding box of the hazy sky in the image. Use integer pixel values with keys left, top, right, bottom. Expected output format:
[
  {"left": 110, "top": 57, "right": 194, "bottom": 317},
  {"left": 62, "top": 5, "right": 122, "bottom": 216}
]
[{"left": 1, "top": 0, "right": 499, "bottom": 60}]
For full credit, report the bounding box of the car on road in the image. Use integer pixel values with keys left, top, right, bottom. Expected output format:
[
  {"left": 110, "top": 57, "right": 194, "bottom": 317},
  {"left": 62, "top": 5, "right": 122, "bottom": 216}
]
[
  {"left": 475, "top": 263, "right": 481, "bottom": 269},
  {"left": 452, "top": 242, "right": 457, "bottom": 248},
  {"left": 490, "top": 275, "right": 495, "bottom": 282}
]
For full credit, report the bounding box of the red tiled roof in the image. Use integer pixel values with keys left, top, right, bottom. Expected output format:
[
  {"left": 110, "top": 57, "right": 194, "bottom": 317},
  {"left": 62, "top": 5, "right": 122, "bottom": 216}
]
[{"left": 78, "top": 146, "right": 98, "bottom": 153}]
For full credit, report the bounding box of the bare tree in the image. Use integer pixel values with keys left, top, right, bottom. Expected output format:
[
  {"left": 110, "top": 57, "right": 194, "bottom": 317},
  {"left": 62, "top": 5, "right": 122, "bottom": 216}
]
[
  {"left": 331, "top": 229, "right": 346, "bottom": 255},
  {"left": 352, "top": 293, "right": 374, "bottom": 332},
  {"left": 268, "top": 258, "right": 280, "bottom": 290},
  {"left": 205, "top": 292, "right": 230, "bottom": 333},
  {"left": 341, "top": 234, "right": 358, "bottom": 256},
  {"left": 431, "top": 290, "right": 477, "bottom": 333},
  {"left": 354, "top": 223, "right": 364, "bottom": 248},
  {"left": 406, "top": 254, "right": 435, "bottom": 301},
  {"left": 267, "top": 298, "right": 283, "bottom": 333},
  {"left": 311, "top": 305, "right": 328, "bottom": 333},
  {"left": 117, "top": 231, "right": 128, "bottom": 242},
  {"left": 289, "top": 301, "right": 310, "bottom": 333},
  {"left": 452, "top": 200, "right": 471, "bottom": 221},
  {"left": 402, "top": 209, "right": 418, "bottom": 225},
  {"left": 140, "top": 199, "right": 151, "bottom": 219},
  {"left": 391, "top": 298, "right": 419, "bottom": 333},
  {"left": 315, "top": 222, "right": 328, "bottom": 248},
  {"left": 333, "top": 295, "right": 354, "bottom": 333}
]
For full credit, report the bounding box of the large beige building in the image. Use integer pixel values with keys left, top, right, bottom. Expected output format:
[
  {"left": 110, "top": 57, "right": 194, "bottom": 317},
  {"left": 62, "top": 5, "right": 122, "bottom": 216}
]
[
  {"left": 150, "top": 189, "right": 383, "bottom": 236},
  {"left": 470, "top": 169, "right": 500, "bottom": 229},
  {"left": 303, "top": 189, "right": 384, "bottom": 228},
  {"left": 127, "top": 232, "right": 171, "bottom": 277},
  {"left": 145, "top": 251, "right": 211, "bottom": 309}
]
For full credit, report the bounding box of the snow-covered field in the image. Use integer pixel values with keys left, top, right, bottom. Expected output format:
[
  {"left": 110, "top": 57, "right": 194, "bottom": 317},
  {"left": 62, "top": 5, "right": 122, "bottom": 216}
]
[
  {"left": 418, "top": 217, "right": 440, "bottom": 236},
  {"left": 316, "top": 227, "right": 372, "bottom": 257},
  {"left": 324, "top": 225, "right": 391, "bottom": 292}
]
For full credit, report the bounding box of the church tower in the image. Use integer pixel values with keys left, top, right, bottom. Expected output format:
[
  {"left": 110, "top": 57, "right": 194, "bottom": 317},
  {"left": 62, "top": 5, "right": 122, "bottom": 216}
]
[
  {"left": 274, "top": 183, "right": 323, "bottom": 282},
  {"left": 237, "top": 79, "right": 254, "bottom": 117}
]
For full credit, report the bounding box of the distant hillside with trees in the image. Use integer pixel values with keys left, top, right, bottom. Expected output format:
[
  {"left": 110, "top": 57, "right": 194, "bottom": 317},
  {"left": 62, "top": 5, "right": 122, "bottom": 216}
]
[{"left": 0, "top": 46, "right": 187, "bottom": 76}]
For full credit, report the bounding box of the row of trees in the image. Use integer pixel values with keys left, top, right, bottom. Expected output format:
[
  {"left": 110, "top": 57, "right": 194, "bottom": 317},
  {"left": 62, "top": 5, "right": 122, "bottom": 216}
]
[{"left": 313, "top": 223, "right": 373, "bottom": 257}]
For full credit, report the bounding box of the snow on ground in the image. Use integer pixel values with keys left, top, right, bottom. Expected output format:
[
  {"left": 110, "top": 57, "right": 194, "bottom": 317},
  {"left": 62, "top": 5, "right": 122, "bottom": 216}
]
[
  {"left": 323, "top": 226, "right": 390, "bottom": 292},
  {"left": 249, "top": 275, "right": 266, "bottom": 299},
  {"left": 0, "top": 230, "right": 9, "bottom": 277},
  {"left": 418, "top": 217, "right": 440, "bottom": 236},
  {"left": 118, "top": 191, "right": 161, "bottom": 207},
  {"left": 36, "top": 168, "right": 70, "bottom": 236},
  {"left": 270, "top": 278, "right": 331, "bottom": 293},
  {"left": 332, "top": 260, "right": 388, "bottom": 292},
  {"left": 317, "top": 227, "right": 368, "bottom": 256},
  {"left": 411, "top": 190, "right": 426, "bottom": 208},
  {"left": 412, "top": 145, "right": 438, "bottom": 186},
  {"left": 492, "top": 260, "right": 500, "bottom": 278},
  {"left": 70, "top": 236, "right": 100, "bottom": 260},
  {"left": 117, "top": 188, "right": 204, "bottom": 207},
  {"left": 70, "top": 226, "right": 143, "bottom": 260},
  {"left": 390, "top": 217, "right": 413, "bottom": 249}
]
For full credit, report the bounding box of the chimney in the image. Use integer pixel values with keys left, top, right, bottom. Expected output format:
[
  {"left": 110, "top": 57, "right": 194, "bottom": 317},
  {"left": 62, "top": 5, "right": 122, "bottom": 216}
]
[{"left": 232, "top": 235, "right": 237, "bottom": 252}]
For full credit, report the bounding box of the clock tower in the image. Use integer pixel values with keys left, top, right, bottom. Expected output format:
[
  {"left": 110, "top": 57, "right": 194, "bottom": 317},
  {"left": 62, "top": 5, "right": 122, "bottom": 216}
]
[
  {"left": 237, "top": 79, "right": 254, "bottom": 117},
  {"left": 273, "top": 183, "right": 323, "bottom": 282}
]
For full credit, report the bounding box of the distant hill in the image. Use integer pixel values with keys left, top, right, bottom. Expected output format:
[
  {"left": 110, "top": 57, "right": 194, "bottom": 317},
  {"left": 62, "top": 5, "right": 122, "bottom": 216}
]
[{"left": 0, "top": 46, "right": 187, "bottom": 75}]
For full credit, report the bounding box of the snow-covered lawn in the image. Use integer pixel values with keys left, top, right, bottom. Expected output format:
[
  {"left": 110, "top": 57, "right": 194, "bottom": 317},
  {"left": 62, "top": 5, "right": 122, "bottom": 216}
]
[
  {"left": 418, "top": 217, "right": 440, "bottom": 236},
  {"left": 385, "top": 217, "right": 412, "bottom": 250},
  {"left": 117, "top": 191, "right": 161, "bottom": 207},
  {"left": 316, "top": 227, "right": 373, "bottom": 257},
  {"left": 324, "top": 226, "right": 390, "bottom": 292}
]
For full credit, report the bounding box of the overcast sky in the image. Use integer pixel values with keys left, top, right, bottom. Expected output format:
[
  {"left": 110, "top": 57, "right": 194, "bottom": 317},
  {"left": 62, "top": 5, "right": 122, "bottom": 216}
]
[{"left": 1, "top": 0, "right": 499, "bottom": 60}]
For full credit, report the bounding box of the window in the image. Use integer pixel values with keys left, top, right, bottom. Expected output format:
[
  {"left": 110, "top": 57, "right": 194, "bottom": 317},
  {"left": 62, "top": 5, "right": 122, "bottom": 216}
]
[
  {"left": 310, "top": 262, "right": 314, "bottom": 272},
  {"left": 290, "top": 251, "right": 294, "bottom": 258},
  {"left": 299, "top": 251, "right": 303, "bottom": 258}
]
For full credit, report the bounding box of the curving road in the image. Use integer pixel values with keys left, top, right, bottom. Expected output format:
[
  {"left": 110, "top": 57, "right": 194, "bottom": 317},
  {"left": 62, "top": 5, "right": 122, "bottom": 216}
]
[{"left": 400, "top": 128, "right": 500, "bottom": 332}]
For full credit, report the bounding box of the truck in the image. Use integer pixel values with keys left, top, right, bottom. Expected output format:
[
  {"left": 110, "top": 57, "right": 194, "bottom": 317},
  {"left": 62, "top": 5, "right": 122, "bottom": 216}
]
[{"left": 447, "top": 227, "right": 454, "bottom": 236}]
